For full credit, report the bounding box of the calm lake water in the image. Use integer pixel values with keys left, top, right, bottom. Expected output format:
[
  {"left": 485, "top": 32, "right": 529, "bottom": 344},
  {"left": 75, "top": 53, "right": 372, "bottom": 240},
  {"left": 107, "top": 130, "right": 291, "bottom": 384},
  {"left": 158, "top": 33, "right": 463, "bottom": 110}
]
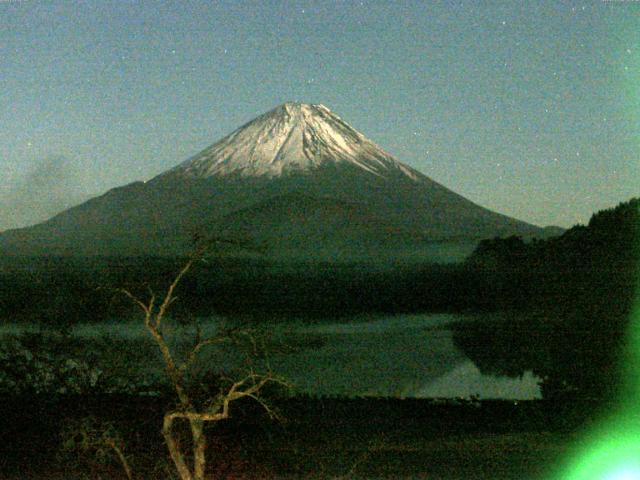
[
  {"left": 263, "top": 313, "right": 541, "bottom": 399},
  {"left": 2, "top": 313, "right": 541, "bottom": 399}
]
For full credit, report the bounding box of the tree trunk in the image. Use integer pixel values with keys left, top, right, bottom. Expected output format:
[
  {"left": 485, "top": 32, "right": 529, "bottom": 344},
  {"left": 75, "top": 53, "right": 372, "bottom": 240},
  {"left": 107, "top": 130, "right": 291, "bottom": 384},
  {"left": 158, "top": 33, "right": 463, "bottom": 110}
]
[
  {"left": 191, "top": 419, "right": 207, "bottom": 480},
  {"left": 163, "top": 414, "right": 194, "bottom": 480}
]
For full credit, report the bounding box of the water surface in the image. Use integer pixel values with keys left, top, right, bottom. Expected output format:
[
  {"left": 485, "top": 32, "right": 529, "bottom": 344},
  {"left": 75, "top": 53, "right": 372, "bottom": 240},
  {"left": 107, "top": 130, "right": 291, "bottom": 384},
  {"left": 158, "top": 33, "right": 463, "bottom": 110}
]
[{"left": 1, "top": 313, "right": 541, "bottom": 399}]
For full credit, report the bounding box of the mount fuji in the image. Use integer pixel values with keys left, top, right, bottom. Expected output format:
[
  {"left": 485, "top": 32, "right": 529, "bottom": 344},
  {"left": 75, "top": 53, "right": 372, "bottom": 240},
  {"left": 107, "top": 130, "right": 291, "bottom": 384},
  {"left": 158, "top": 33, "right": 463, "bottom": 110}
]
[{"left": 0, "top": 103, "right": 546, "bottom": 259}]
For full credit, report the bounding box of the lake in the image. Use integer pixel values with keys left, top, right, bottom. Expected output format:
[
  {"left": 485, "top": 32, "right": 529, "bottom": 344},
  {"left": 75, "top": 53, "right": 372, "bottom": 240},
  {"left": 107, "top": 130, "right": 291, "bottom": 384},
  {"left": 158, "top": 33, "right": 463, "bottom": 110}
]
[
  {"left": 1, "top": 313, "right": 541, "bottom": 399},
  {"left": 263, "top": 313, "right": 541, "bottom": 399}
]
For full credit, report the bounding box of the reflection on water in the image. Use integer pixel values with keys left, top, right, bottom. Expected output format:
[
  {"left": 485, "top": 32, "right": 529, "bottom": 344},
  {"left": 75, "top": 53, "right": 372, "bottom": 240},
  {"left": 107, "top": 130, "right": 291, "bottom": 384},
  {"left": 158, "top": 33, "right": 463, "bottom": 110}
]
[
  {"left": 0, "top": 313, "right": 541, "bottom": 399},
  {"left": 265, "top": 313, "right": 541, "bottom": 399},
  {"left": 418, "top": 361, "right": 541, "bottom": 399}
]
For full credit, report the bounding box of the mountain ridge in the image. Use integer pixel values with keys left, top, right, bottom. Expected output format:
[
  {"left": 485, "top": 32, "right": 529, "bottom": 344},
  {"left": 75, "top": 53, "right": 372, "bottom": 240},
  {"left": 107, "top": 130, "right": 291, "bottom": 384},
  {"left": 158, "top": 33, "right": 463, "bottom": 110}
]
[{"left": 0, "top": 103, "right": 550, "bottom": 260}]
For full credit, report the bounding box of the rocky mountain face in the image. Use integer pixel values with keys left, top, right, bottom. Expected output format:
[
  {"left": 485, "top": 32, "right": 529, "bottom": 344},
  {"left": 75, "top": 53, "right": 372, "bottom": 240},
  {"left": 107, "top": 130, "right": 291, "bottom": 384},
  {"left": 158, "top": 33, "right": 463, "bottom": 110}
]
[{"left": 0, "top": 103, "right": 545, "bottom": 260}]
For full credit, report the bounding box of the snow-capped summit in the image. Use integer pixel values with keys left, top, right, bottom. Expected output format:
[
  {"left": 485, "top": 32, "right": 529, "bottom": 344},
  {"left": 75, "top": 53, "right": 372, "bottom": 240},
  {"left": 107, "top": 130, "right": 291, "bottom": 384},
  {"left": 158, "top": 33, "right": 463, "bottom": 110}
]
[{"left": 166, "top": 102, "right": 420, "bottom": 180}]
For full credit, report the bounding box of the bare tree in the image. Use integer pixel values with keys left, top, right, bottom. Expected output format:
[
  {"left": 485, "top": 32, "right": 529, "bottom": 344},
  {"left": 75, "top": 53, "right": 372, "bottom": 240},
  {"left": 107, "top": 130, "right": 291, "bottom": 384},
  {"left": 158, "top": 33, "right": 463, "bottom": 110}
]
[{"left": 121, "top": 241, "right": 286, "bottom": 480}]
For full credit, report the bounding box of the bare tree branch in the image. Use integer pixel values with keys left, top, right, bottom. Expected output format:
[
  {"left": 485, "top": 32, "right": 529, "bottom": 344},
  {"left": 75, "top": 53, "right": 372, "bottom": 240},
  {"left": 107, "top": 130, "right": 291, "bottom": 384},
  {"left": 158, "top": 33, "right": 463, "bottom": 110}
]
[
  {"left": 118, "top": 288, "right": 151, "bottom": 317},
  {"left": 117, "top": 238, "right": 287, "bottom": 480},
  {"left": 155, "top": 257, "right": 195, "bottom": 330},
  {"left": 179, "top": 335, "right": 229, "bottom": 374}
]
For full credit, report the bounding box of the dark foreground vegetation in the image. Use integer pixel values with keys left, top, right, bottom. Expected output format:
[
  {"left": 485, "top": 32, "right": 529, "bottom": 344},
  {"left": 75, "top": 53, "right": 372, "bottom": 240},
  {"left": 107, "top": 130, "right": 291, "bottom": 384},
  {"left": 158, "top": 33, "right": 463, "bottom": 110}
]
[{"left": 1, "top": 393, "right": 586, "bottom": 479}]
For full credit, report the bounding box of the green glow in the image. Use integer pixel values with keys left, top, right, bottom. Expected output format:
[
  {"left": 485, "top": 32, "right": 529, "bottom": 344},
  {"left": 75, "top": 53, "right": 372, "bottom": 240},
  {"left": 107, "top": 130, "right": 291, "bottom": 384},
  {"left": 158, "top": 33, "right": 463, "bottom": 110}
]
[
  {"left": 556, "top": 236, "right": 640, "bottom": 479},
  {"left": 551, "top": 16, "right": 640, "bottom": 478},
  {"left": 555, "top": 302, "right": 640, "bottom": 480},
  {"left": 557, "top": 416, "right": 640, "bottom": 480},
  {"left": 604, "top": 465, "right": 640, "bottom": 480},
  {"left": 555, "top": 233, "right": 640, "bottom": 480}
]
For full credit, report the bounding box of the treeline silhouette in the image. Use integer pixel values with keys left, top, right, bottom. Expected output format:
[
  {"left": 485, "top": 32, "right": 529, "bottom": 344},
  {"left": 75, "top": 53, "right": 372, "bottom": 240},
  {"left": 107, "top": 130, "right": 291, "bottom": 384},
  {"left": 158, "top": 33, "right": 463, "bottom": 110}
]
[
  {"left": 0, "top": 254, "right": 484, "bottom": 327},
  {"left": 453, "top": 198, "right": 640, "bottom": 400}
]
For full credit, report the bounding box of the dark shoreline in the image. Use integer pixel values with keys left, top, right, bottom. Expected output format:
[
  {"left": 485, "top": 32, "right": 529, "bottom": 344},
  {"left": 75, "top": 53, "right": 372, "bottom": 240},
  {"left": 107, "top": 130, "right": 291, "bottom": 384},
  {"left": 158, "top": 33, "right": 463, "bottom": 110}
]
[{"left": 1, "top": 393, "right": 594, "bottom": 479}]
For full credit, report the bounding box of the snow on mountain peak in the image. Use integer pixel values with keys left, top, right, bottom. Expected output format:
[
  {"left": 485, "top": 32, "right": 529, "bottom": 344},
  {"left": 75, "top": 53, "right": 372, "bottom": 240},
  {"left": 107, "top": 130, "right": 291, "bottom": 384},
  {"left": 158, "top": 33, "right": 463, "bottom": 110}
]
[{"left": 166, "top": 102, "right": 421, "bottom": 180}]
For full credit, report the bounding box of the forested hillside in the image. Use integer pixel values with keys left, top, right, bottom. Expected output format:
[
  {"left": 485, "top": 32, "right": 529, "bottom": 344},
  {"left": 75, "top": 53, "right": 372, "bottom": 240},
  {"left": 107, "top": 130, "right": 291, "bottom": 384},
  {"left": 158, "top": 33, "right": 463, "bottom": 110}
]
[{"left": 454, "top": 198, "right": 640, "bottom": 401}]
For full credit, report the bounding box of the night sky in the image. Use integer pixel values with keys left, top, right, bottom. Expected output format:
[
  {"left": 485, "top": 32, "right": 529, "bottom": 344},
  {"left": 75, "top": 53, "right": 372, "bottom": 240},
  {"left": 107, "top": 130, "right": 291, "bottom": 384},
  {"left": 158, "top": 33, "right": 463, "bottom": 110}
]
[{"left": 1, "top": 0, "right": 638, "bottom": 230}]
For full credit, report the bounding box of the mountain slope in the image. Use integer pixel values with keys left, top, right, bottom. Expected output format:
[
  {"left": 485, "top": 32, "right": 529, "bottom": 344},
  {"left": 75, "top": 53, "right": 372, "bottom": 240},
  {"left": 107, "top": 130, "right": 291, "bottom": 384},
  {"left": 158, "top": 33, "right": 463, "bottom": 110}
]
[
  {"left": 210, "top": 192, "right": 433, "bottom": 260},
  {"left": 0, "top": 102, "right": 545, "bottom": 259}
]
